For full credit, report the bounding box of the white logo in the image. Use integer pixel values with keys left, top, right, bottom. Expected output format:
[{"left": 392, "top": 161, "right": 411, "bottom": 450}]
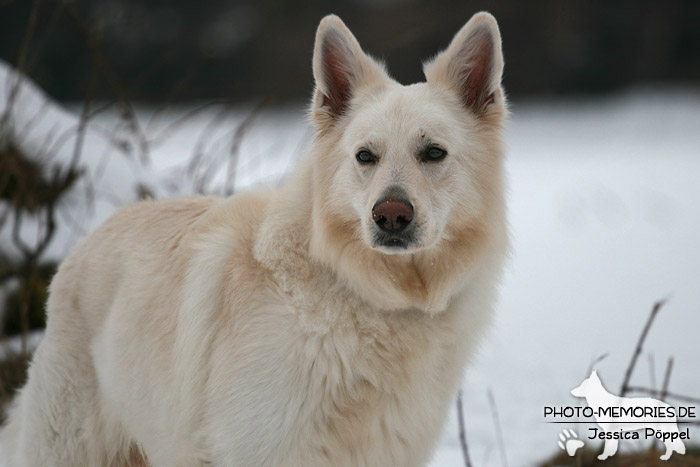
[
  {"left": 570, "top": 370, "right": 687, "bottom": 461},
  {"left": 557, "top": 428, "right": 584, "bottom": 456}
]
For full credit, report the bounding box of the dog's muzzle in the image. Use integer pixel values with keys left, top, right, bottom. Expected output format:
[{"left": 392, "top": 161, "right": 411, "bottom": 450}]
[{"left": 371, "top": 188, "right": 416, "bottom": 249}]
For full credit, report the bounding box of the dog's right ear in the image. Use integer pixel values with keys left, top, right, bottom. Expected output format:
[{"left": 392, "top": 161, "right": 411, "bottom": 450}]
[{"left": 311, "top": 15, "right": 389, "bottom": 129}]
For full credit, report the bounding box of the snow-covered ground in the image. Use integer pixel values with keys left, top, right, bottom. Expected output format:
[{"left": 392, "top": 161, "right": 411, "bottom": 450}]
[{"left": 2, "top": 60, "right": 700, "bottom": 465}]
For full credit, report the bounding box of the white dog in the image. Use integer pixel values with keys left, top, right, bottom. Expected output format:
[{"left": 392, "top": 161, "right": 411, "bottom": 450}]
[
  {"left": 2, "top": 12, "right": 508, "bottom": 466},
  {"left": 571, "top": 370, "right": 686, "bottom": 461}
]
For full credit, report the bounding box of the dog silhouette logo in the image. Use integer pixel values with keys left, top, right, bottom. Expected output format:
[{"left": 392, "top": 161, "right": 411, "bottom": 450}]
[{"left": 571, "top": 370, "right": 686, "bottom": 461}]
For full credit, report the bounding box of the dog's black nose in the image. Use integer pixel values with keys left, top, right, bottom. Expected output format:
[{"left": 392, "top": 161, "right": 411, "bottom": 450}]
[{"left": 372, "top": 199, "right": 414, "bottom": 233}]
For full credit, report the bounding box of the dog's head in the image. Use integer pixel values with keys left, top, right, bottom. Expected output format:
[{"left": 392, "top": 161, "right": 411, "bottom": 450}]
[
  {"left": 571, "top": 370, "right": 601, "bottom": 398},
  {"left": 307, "top": 13, "right": 507, "bottom": 311}
]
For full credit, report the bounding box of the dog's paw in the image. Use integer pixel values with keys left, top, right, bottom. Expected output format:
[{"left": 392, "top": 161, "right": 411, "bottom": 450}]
[{"left": 557, "top": 429, "right": 584, "bottom": 456}]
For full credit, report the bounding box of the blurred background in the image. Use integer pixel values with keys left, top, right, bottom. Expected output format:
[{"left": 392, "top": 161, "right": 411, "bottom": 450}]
[
  {"left": 0, "top": 0, "right": 699, "bottom": 101},
  {"left": 1, "top": 1, "right": 699, "bottom": 466}
]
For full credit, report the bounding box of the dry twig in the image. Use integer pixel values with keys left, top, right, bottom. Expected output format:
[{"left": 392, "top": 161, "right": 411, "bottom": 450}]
[
  {"left": 456, "top": 390, "right": 473, "bottom": 467},
  {"left": 488, "top": 388, "right": 508, "bottom": 467},
  {"left": 620, "top": 300, "right": 665, "bottom": 396}
]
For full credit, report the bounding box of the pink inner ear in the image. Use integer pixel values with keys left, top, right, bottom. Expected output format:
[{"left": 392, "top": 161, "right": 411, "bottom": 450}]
[
  {"left": 457, "top": 26, "right": 495, "bottom": 114},
  {"left": 321, "top": 32, "right": 354, "bottom": 116}
]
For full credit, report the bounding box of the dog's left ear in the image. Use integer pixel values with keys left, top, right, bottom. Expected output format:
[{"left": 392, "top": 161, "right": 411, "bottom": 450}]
[
  {"left": 311, "top": 15, "right": 389, "bottom": 129},
  {"left": 424, "top": 12, "right": 504, "bottom": 118}
]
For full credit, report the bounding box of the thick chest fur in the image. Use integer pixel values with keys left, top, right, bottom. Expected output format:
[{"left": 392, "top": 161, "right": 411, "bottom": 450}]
[
  {"left": 205, "top": 274, "right": 469, "bottom": 467},
  {"left": 189, "top": 200, "right": 491, "bottom": 466}
]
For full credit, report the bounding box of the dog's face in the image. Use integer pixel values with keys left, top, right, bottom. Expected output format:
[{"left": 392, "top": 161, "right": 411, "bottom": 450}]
[
  {"left": 309, "top": 13, "right": 505, "bottom": 255},
  {"left": 339, "top": 85, "right": 486, "bottom": 254},
  {"left": 306, "top": 13, "right": 507, "bottom": 311}
]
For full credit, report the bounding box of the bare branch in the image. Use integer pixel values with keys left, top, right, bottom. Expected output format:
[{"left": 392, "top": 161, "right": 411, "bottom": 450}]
[
  {"left": 66, "top": 57, "right": 98, "bottom": 178},
  {"left": 456, "top": 390, "right": 473, "bottom": 467},
  {"left": 11, "top": 206, "right": 33, "bottom": 259},
  {"left": 224, "top": 101, "right": 266, "bottom": 196},
  {"left": 660, "top": 357, "right": 674, "bottom": 402},
  {"left": 620, "top": 300, "right": 665, "bottom": 396},
  {"left": 0, "top": 0, "right": 42, "bottom": 143},
  {"left": 586, "top": 352, "right": 608, "bottom": 376},
  {"left": 488, "top": 388, "right": 508, "bottom": 467}
]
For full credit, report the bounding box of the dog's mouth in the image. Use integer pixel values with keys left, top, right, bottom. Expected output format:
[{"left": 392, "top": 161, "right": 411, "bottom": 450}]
[
  {"left": 378, "top": 237, "right": 408, "bottom": 249},
  {"left": 371, "top": 229, "right": 417, "bottom": 252}
]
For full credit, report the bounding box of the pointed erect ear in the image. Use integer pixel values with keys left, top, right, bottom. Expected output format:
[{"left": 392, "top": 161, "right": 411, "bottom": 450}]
[
  {"left": 424, "top": 12, "right": 504, "bottom": 117},
  {"left": 311, "top": 15, "right": 389, "bottom": 127}
]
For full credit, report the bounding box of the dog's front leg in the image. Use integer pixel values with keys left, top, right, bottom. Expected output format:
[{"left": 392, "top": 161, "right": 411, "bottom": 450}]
[{"left": 597, "top": 437, "right": 619, "bottom": 460}]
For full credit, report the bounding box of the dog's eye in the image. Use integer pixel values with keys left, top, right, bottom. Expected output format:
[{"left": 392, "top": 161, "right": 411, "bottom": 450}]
[
  {"left": 356, "top": 150, "right": 377, "bottom": 164},
  {"left": 423, "top": 146, "right": 447, "bottom": 162}
]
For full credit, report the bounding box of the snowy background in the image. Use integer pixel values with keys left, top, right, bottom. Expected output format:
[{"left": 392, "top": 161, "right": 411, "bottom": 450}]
[
  {"left": 434, "top": 91, "right": 700, "bottom": 465},
  {"left": 2, "top": 58, "right": 700, "bottom": 466}
]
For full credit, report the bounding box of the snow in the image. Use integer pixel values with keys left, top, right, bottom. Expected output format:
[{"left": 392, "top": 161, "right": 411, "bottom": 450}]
[
  {"left": 0, "top": 331, "right": 43, "bottom": 360},
  {"left": 2, "top": 59, "right": 700, "bottom": 465},
  {"left": 1, "top": 60, "right": 151, "bottom": 262},
  {"left": 1, "top": 59, "right": 309, "bottom": 261},
  {"left": 433, "top": 90, "right": 700, "bottom": 466}
]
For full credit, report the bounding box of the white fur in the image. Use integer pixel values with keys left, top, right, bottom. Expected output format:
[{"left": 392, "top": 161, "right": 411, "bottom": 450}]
[{"left": 1, "top": 12, "right": 508, "bottom": 466}]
